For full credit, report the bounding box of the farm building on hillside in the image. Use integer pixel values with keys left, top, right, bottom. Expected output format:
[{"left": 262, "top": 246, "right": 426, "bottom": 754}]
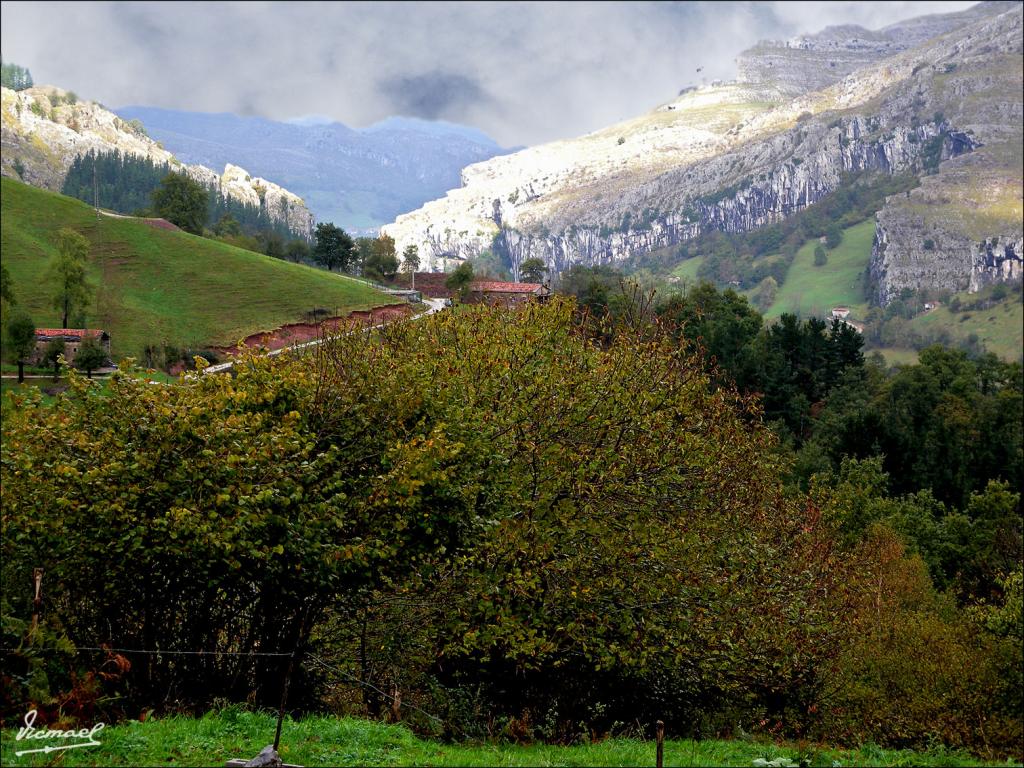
[
  {"left": 391, "top": 274, "right": 550, "bottom": 307},
  {"left": 468, "top": 281, "right": 550, "bottom": 307},
  {"left": 33, "top": 329, "right": 111, "bottom": 364}
]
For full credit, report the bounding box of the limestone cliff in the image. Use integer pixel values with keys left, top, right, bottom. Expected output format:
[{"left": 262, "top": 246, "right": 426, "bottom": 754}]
[
  {"left": 382, "top": 2, "right": 1023, "bottom": 303},
  {"left": 0, "top": 85, "right": 314, "bottom": 238}
]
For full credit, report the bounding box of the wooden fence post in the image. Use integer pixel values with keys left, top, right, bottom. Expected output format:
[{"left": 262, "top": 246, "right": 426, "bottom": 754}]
[
  {"left": 656, "top": 719, "right": 664, "bottom": 768},
  {"left": 30, "top": 568, "right": 43, "bottom": 636}
]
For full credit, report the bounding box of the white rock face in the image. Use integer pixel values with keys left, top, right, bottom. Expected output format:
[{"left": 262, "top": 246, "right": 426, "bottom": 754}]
[
  {"left": 381, "top": 29, "right": 932, "bottom": 272},
  {"left": 0, "top": 86, "right": 314, "bottom": 238},
  {"left": 381, "top": 1, "right": 1022, "bottom": 300}
]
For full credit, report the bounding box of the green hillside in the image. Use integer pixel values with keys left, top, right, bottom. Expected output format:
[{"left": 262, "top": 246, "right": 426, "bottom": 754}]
[
  {"left": 670, "top": 254, "right": 705, "bottom": 286},
  {"left": 910, "top": 286, "right": 1024, "bottom": 362},
  {"left": 762, "top": 219, "right": 875, "bottom": 321},
  {"left": 1, "top": 177, "right": 398, "bottom": 360},
  {"left": 753, "top": 219, "right": 1021, "bottom": 361}
]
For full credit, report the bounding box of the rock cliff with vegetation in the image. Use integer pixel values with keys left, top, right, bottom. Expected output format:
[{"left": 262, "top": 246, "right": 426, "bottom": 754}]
[
  {"left": 383, "top": 2, "right": 1022, "bottom": 304},
  {"left": 0, "top": 85, "right": 314, "bottom": 238}
]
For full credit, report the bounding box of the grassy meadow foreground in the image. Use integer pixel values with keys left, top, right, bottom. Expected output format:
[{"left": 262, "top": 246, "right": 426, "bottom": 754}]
[
  {"left": 0, "top": 177, "right": 397, "bottom": 360},
  {"left": 2, "top": 710, "right": 1017, "bottom": 768}
]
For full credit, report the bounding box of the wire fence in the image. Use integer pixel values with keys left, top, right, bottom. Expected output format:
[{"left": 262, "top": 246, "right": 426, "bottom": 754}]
[
  {"left": 1, "top": 642, "right": 447, "bottom": 728},
  {"left": 1, "top": 640, "right": 675, "bottom": 763}
]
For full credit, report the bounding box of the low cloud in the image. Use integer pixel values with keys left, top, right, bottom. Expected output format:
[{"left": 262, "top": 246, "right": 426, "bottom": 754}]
[
  {"left": 0, "top": 1, "right": 976, "bottom": 146},
  {"left": 380, "top": 72, "right": 491, "bottom": 122}
]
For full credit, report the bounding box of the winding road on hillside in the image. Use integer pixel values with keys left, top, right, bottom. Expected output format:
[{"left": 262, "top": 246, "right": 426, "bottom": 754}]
[
  {"left": 200, "top": 297, "right": 448, "bottom": 375},
  {"left": 92, "top": 207, "right": 449, "bottom": 376}
]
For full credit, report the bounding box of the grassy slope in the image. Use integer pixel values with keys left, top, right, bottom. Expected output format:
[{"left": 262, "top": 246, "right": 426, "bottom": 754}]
[
  {"left": 0, "top": 710, "right": 1008, "bottom": 768},
  {"left": 1, "top": 177, "right": 398, "bottom": 359},
  {"left": 762, "top": 219, "right": 875, "bottom": 321},
  {"left": 910, "top": 287, "right": 1024, "bottom": 362},
  {"left": 753, "top": 219, "right": 1021, "bottom": 361},
  {"left": 670, "top": 255, "right": 705, "bottom": 286}
]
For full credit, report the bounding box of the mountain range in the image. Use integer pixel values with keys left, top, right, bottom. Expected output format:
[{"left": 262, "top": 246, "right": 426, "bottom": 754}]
[
  {"left": 113, "top": 107, "right": 515, "bottom": 233},
  {"left": 382, "top": 1, "right": 1023, "bottom": 308}
]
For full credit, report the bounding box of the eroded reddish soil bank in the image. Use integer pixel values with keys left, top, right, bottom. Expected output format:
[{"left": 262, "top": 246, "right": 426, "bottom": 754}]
[{"left": 211, "top": 303, "right": 414, "bottom": 357}]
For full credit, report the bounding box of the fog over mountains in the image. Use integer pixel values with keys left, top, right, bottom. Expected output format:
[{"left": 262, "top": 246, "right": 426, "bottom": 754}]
[
  {"left": 115, "top": 106, "right": 515, "bottom": 232},
  {"left": 382, "top": 0, "right": 1023, "bottom": 304}
]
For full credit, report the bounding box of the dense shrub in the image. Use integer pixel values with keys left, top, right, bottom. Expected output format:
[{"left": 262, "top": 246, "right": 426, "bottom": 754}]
[
  {"left": 2, "top": 298, "right": 1020, "bottom": 758},
  {"left": 819, "top": 525, "right": 1019, "bottom": 756},
  {"left": 310, "top": 300, "right": 840, "bottom": 739},
  {"left": 1, "top": 329, "right": 499, "bottom": 715}
]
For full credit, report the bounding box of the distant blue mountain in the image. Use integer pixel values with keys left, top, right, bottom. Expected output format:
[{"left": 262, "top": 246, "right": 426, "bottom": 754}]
[
  {"left": 363, "top": 116, "right": 504, "bottom": 148},
  {"left": 114, "top": 106, "right": 514, "bottom": 233}
]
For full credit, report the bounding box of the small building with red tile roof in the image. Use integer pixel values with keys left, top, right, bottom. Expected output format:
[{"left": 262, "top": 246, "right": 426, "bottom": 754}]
[
  {"left": 33, "top": 329, "right": 110, "bottom": 364},
  {"left": 391, "top": 273, "right": 550, "bottom": 306},
  {"left": 467, "top": 280, "right": 549, "bottom": 307}
]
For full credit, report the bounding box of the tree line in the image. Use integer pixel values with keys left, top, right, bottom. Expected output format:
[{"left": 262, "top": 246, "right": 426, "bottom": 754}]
[
  {"left": 1, "top": 60, "right": 33, "bottom": 91},
  {"left": 309, "top": 222, "right": 425, "bottom": 282},
  {"left": 62, "top": 150, "right": 302, "bottom": 247}
]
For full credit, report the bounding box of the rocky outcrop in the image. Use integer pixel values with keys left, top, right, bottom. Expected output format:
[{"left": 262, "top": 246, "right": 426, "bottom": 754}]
[
  {"left": 389, "top": 111, "right": 980, "bottom": 278},
  {"left": 220, "top": 163, "right": 314, "bottom": 239},
  {"left": 973, "top": 237, "right": 1024, "bottom": 290},
  {"left": 736, "top": 2, "right": 1010, "bottom": 99},
  {"left": 872, "top": 219, "right": 1023, "bottom": 303},
  {"left": 0, "top": 86, "right": 314, "bottom": 238}
]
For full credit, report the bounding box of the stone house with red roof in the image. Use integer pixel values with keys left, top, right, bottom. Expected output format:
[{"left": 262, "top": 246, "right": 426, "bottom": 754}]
[
  {"left": 467, "top": 280, "right": 550, "bottom": 307},
  {"left": 33, "top": 329, "right": 111, "bottom": 365}
]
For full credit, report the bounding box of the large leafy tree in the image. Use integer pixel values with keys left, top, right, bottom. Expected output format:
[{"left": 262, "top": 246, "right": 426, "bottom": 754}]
[
  {"left": 444, "top": 261, "right": 474, "bottom": 301},
  {"left": 313, "top": 300, "right": 839, "bottom": 732},
  {"left": 47, "top": 228, "right": 92, "bottom": 329},
  {"left": 354, "top": 237, "right": 376, "bottom": 274},
  {"left": 151, "top": 172, "right": 209, "bottom": 234},
  {"left": 1, "top": 329, "right": 497, "bottom": 711},
  {"left": 363, "top": 235, "right": 399, "bottom": 281},
  {"left": 4, "top": 312, "right": 35, "bottom": 382},
  {"left": 285, "top": 239, "right": 310, "bottom": 263},
  {"left": 519, "top": 257, "right": 547, "bottom": 283},
  {"left": 402, "top": 244, "right": 420, "bottom": 275},
  {"left": 656, "top": 281, "right": 762, "bottom": 385},
  {"left": 74, "top": 335, "right": 107, "bottom": 378},
  {"left": 312, "top": 222, "right": 356, "bottom": 272},
  {"left": 42, "top": 338, "right": 65, "bottom": 381},
  {"left": 556, "top": 264, "right": 621, "bottom": 317}
]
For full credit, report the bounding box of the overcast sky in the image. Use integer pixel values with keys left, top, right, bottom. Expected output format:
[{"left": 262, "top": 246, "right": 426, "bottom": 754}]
[{"left": 1, "top": 1, "right": 975, "bottom": 146}]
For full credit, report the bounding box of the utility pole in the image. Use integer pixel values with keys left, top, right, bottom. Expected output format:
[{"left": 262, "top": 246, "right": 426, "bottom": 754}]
[{"left": 93, "top": 157, "right": 99, "bottom": 221}]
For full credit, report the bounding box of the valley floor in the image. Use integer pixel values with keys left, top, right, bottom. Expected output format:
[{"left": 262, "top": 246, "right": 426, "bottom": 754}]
[{"left": 1, "top": 709, "right": 1016, "bottom": 767}]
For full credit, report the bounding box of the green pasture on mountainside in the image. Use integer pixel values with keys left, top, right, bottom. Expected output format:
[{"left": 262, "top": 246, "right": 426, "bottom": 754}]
[
  {"left": 752, "top": 219, "right": 1021, "bottom": 362},
  {"left": 761, "top": 219, "right": 875, "bottom": 321},
  {"left": 909, "top": 287, "right": 1024, "bottom": 361},
  {"left": 670, "top": 254, "right": 705, "bottom": 286},
  {"left": 1, "top": 177, "right": 398, "bottom": 361}
]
